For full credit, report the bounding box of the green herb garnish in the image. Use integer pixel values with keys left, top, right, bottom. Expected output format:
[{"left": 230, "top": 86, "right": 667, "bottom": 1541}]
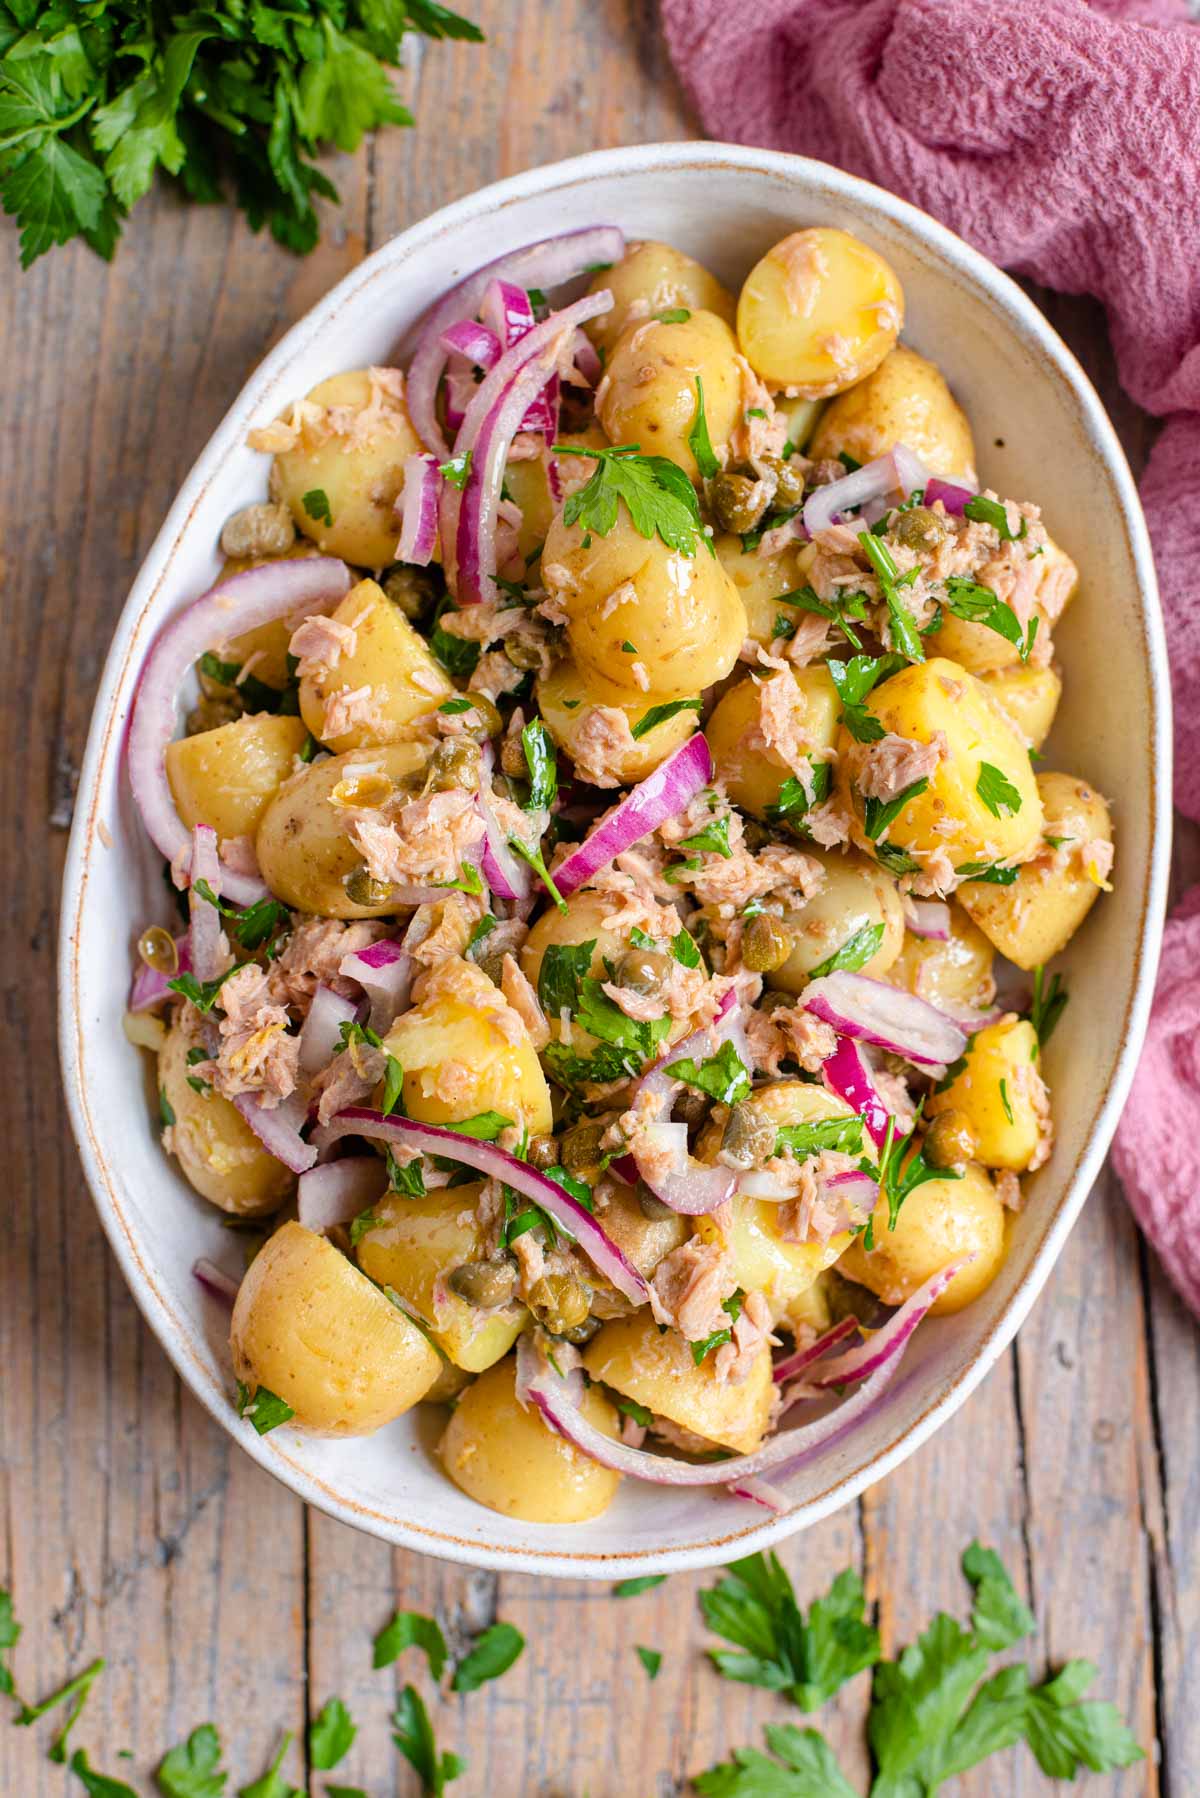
[
  {"left": 808, "top": 922, "right": 885, "bottom": 979},
  {"left": 636, "top": 1646, "right": 663, "bottom": 1680},
  {"left": 862, "top": 777, "right": 929, "bottom": 842},
  {"left": 557, "top": 443, "right": 707, "bottom": 556},
  {"left": 630, "top": 696, "right": 703, "bottom": 740},
  {"left": 302, "top": 488, "right": 332, "bottom": 526},
  {"left": 392, "top": 1685, "right": 465, "bottom": 1796},
  {"left": 614, "top": 1574, "right": 668, "bottom": 1598},
  {"left": 964, "top": 493, "right": 1027, "bottom": 541},
  {"left": 665, "top": 1040, "right": 751, "bottom": 1106},
  {"left": 858, "top": 532, "right": 923, "bottom": 661},
  {"left": 775, "top": 1118, "right": 865, "bottom": 1160},
  {"left": 688, "top": 375, "right": 721, "bottom": 479},
  {"left": 372, "top": 1608, "right": 448, "bottom": 1676},
  {"left": 1029, "top": 965, "right": 1068, "bottom": 1047},
  {"left": 976, "top": 761, "right": 1023, "bottom": 819},
  {"left": 156, "top": 1722, "right": 227, "bottom": 1797},
  {"left": 234, "top": 1381, "right": 294, "bottom": 1436},
  {"left": 520, "top": 717, "right": 558, "bottom": 811},
  {"left": 450, "top": 1623, "right": 525, "bottom": 1693},
  {"left": 701, "top": 1555, "right": 879, "bottom": 1710}
]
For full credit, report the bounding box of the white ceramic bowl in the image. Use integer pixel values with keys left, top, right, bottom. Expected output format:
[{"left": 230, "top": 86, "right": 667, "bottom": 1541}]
[{"left": 59, "top": 142, "right": 1171, "bottom": 1579}]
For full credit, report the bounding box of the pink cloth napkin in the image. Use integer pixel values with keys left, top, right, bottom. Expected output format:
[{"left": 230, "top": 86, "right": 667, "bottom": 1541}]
[{"left": 663, "top": 0, "right": 1200, "bottom": 1310}]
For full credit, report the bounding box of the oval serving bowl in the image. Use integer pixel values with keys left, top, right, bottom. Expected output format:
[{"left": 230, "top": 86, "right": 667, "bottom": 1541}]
[{"left": 59, "top": 142, "right": 1170, "bottom": 1579}]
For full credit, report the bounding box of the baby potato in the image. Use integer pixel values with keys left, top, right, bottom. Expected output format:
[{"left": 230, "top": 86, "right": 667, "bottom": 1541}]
[
  {"left": 255, "top": 740, "right": 428, "bottom": 917},
  {"left": 542, "top": 503, "right": 746, "bottom": 700},
  {"left": 838, "top": 658, "right": 1043, "bottom": 874},
  {"left": 926, "top": 608, "right": 1023, "bottom": 677},
  {"left": 230, "top": 1221, "right": 440, "bottom": 1435},
  {"left": 707, "top": 666, "right": 839, "bottom": 819},
  {"left": 424, "top": 1358, "right": 473, "bottom": 1405},
  {"left": 298, "top": 578, "right": 450, "bottom": 751},
  {"left": 537, "top": 656, "right": 699, "bottom": 788},
  {"left": 737, "top": 227, "right": 903, "bottom": 397},
  {"left": 159, "top": 1017, "right": 294, "bottom": 1216},
  {"left": 586, "top": 240, "right": 736, "bottom": 356},
  {"left": 927, "top": 1017, "right": 1047, "bottom": 1172},
  {"left": 594, "top": 1180, "right": 689, "bottom": 1279},
  {"left": 166, "top": 713, "right": 308, "bottom": 844},
  {"left": 980, "top": 664, "right": 1062, "bottom": 751},
  {"left": 356, "top": 1185, "right": 527, "bottom": 1372},
  {"left": 693, "top": 1201, "right": 850, "bottom": 1331},
  {"left": 384, "top": 956, "right": 554, "bottom": 1135},
  {"left": 837, "top": 1161, "right": 1006, "bottom": 1316},
  {"left": 767, "top": 850, "right": 905, "bottom": 993},
  {"left": 889, "top": 904, "right": 995, "bottom": 1010},
  {"left": 582, "top": 1310, "right": 773, "bottom": 1454},
  {"left": 714, "top": 533, "right": 817, "bottom": 649},
  {"left": 597, "top": 309, "right": 743, "bottom": 481},
  {"left": 268, "top": 368, "right": 422, "bottom": 569},
  {"left": 439, "top": 1354, "right": 621, "bottom": 1523},
  {"left": 808, "top": 346, "right": 977, "bottom": 481},
  {"left": 958, "top": 771, "right": 1112, "bottom": 969}
]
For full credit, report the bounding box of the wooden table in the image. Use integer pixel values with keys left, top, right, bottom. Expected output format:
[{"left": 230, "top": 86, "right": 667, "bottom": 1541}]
[{"left": 2, "top": 4, "right": 1195, "bottom": 1792}]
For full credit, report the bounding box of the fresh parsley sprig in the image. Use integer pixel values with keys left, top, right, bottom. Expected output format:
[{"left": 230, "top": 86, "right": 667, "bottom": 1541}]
[
  {"left": 556, "top": 443, "right": 710, "bottom": 557},
  {"left": 700, "top": 1557, "right": 880, "bottom": 1711}
]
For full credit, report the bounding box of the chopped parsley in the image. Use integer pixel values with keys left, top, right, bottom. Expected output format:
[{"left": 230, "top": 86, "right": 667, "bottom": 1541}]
[
  {"left": 438, "top": 449, "right": 473, "bottom": 490},
  {"left": 520, "top": 718, "right": 557, "bottom": 810},
  {"left": 438, "top": 696, "right": 474, "bottom": 715},
  {"left": 636, "top": 1646, "right": 663, "bottom": 1680},
  {"left": 942, "top": 575, "right": 1024, "bottom": 651},
  {"left": 14, "top": 1654, "right": 107, "bottom": 1766},
  {"left": 688, "top": 375, "right": 721, "bottom": 479},
  {"left": 442, "top": 1111, "right": 513, "bottom": 1141},
  {"left": 964, "top": 493, "right": 1027, "bottom": 541},
  {"left": 466, "top": 913, "right": 497, "bottom": 952},
  {"left": 309, "top": 1698, "right": 356, "bottom": 1772},
  {"left": 449, "top": 1622, "right": 525, "bottom": 1693},
  {"left": 159, "top": 1087, "right": 176, "bottom": 1129},
  {"left": 677, "top": 813, "right": 733, "bottom": 859},
  {"left": 955, "top": 859, "right": 1020, "bottom": 885},
  {"left": 700, "top": 1555, "right": 879, "bottom": 1711},
  {"left": 613, "top": 1395, "right": 654, "bottom": 1427},
  {"left": 827, "top": 652, "right": 905, "bottom": 742},
  {"left": 156, "top": 1722, "right": 227, "bottom": 1796},
  {"left": 858, "top": 531, "right": 923, "bottom": 661},
  {"left": 536, "top": 939, "right": 596, "bottom": 1016},
  {"left": 775, "top": 1118, "right": 865, "bottom": 1160},
  {"left": 0, "top": 1588, "right": 20, "bottom": 1697},
  {"left": 1029, "top": 965, "right": 1068, "bottom": 1048},
  {"left": 429, "top": 620, "right": 480, "bottom": 678},
  {"left": 862, "top": 777, "right": 929, "bottom": 842},
  {"left": 630, "top": 696, "right": 702, "bottom": 740},
  {"left": 765, "top": 762, "right": 833, "bottom": 831},
  {"left": 301, "top": 488, "right": 332, "bottom": 526},
  {"left": 386, "top": 1149, "right": 426, "bottom": 1197},
  {"left": 778, "top": 585, "right": 869, "bottom": 651},
  {"left": 664, "top": 1040, "right": 752, "bottom": 1106},
  {"left": 976, "top": 761, "right": 1023, "bottom": 818},
  {"left": 692, "top": 1290, "right": 745, "bottom": 1365},
  {"left": 863, "top": 1108, "right": 957, "bottom": 1237},
  {"left": 191, "top": 880, "right": 290, "bottom": 953},
  {"left": 507, "top": 835, "right": 567, "bottom": 912},
  {"left": 392, "top": 1685, "right": 464, "bottom": 1798},
  {"left": 807, "top": 922, "right": 885, "bottom": 980},
  {"left": 372, "top": 1607, "right": 448, "bottom": 1675},
  {"left": 655, "top": 307, "right": 691, "bottom": 323},
  {"left": 234, "top": 1381, "right": 294, "bottom": 1435},
  {"left": 621, "top": 640, "right": 638, "bottom": 654},
  {"left": 349, "top": 1207, "right": 380, "bottom": 1247},
  {"left": 630, "top": 923, "right": 702, "bottom": 969},
  {"left": 167, "top": 966, "right": 237, "bottom": 1014},
  {"left": 556, "top": 442, "right": 708, "bottom": 557},
  {"left": 614, "top": 1574, "right": 667, "bottom": 1597},
  {"left": 999, "top": 1078, "right": 1015, "bottom": 1125}
]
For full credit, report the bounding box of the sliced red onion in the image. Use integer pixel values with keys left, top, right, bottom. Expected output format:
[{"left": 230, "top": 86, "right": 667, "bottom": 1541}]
[
  {"left": 234, "top": 1088, "right": 317, "bottom": 1174},
  {"left": 726, "top": 1475, "right": 793, "bottom": 1513},
  {"left": 340, "top": 938, "right": 412, "bottom": 1035},
  {"left": 518, "top": 371, "right": 560, "bottom": 438},
  {"left": 404, "top": 225, "right": 625, "bottom": 456},
  {"left": 822, "top": 1167, "right": 880, "bottom": 1212},
  {"left": 924, "top": 476, "right": 976, "bottom": 514},
  {"left": 476, "top": 769, "right": 533, "bottom": 902},
  {"left": 396, "top": 452, "right": 442, "bottom": 566},
  {"left": 439, "top": 319, "right": 501, "bottom": 367},
  {"left": 939, "top": 1001, "right": 1003, "bottom": 1036},
  {"left": 481, "top": 278, "right": 535, "bottom": 348},
  {"left": 803, "top": 971, "right": 967, "bottom": 1070},
  {"left": 568, "top": 330, "right": 602, "bottom": 387},
  {"left": 803, "top": 444, "right": 926, "bottom": 537},
  {"left": 771, "top": 1316, "right": 859, "bottom": 1385},
  {"left": 187, "top": 825, "right": 228, "bottom": 982},
  {"left": 321, "top": 1110, "right": 649, "bottom": 1303},
  {"left": 130, "top": 934, "right": 191, "bottom": 1012},
  {"left": 807, "top": 1258, "right": 971, "bottom": 1388},
  {"left": 553, "top": 733, "right": 713, "bottom": 895},
  {"left": 192, "top": 1258, "right": 240, "bottom": 1306},
  {"left": 298, "top": 983, "right": 359, "bottom": 1077},
  {"left": 127, "top": 558, "right": 351, "bottom": 904},
  {"left": 443, "top": 355, "right": 477, "bottom": 431},
  {"left": 904, "top": 898, "right": 951, "bottom": 941},
  {"left": 821, "top": 1035, "right": 894, "bottom": 1149},
  {"left": 297, "top": 1156, "right": 388, "bottom": 1231},
  {"left": 626, "top": 990, "right": 747, "bottom": 1215}
]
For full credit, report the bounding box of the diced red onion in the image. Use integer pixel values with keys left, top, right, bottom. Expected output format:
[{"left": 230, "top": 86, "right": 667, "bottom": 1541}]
[
  {"left": 924, "top": 476, "right": 976, "bottom": 514},
  {"left": 130, "top": 934, "right": 191, "bottom": 1012},
  {"left": 772, "top": 1316, "right": 859, "bottom": 1385},
  {"left": 234, "top": 1088, "right": 317, "bottom": 1174},
  {"left": 821, "top": 1035, "right": 894, "bottom": 1150},
  {"left": 298, "top": 983, "right": 359, "bottom": 1077},
  {"left": 321, "top": 1110, "right": 649, "bottom": 1302},
  {"left": 396, "top": 453, "right": 442, "bottom": 566},
  {"left": 192, "top": 1258, "right": 240, "bottom": 1306},
  {"left": 807, "top": 1259, "right": 971, "bottom": 1388},
  {"left": 904, "top": 898, "right": 951, "bottom": 941},
  {"left": 803, "top": 971, "right": 967, "bottom": 1070},
  {"left": 187, "top": 825, "right": 228, "bottom": 982},
  {"left": 439, "top": 319, "right": 501, "bottom": 367},
  {"left": 629, "top": 989, "right": 746, "bottom": 1214},
  {"left": 802, "top": 444, "right": 927, "bottom": 538},
  {"left": 340, "top": 938, "right": 412, "bottom": 1036},
  {"left": 553, "top": 733, "right": 713, "bottom": 895},
  {"left": 404, "top": 226, "right": 625, "bottom": 456},
  {"left": 481, "top": 279, "right": 535, "bottom": 348},
  {"left": 127, "top": 558, "right": 351, "bottom": 904},
  {"left": 297, "top": 1156, "right": 388, "bottom": 1231}
]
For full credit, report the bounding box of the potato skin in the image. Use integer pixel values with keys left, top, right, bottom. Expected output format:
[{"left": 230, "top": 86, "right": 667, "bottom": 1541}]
[
  {"left": 736, "top": 227, "right": 902, "bottom": 397},
  {"left": 597, "top": 309, "right": 743, "bottom": 481},
  {"left": 298, "top": 578, "right": 450, "bottom": 751},
  {"left": 707, "top": 666, "right": 839, "bottom": 819},
  {"left": 586, "top": 240, "right": 736, "bottom": 355},
  {"left": 439, "top": 1355, "right": 622, "bottom": 1522},
  {"left": 255, "top": 740, "right": 427, "bottom": 918},
  {"left": 536, "top": 656, "right": 699, "bottom": 787},
  {"left": 957, "top": 771, "right": 1112, "bottom": 969},
  {"left": 230, "top": 1221, "right": 441, "bottom": 1434},
  {"left": 356, "top": 1184, "right": 527, "bottom": 1373},
  {"left": 166, "top": 713, "right": 308, "bottom": 844},
  {"left": 159, "top": 1017, "right": 293, "bottom": 1216},
  {"left": 980, "top": 664, "right": 1062, "bottom": 751},
  {"left": 808, "top": 346, "right": 976, "bottom": 481},
  {"left": 582, "top": 1309, "right": 773, "bottom": 1454},
  {"left": 543, "top": 505, "right": 745, "bottom": 701},
  {"left": 889, "top": 904, "right": 995, "bottom": 1010},
  {"left": 694, "top": 1200, "right": 849, "bottom": 1330},
  {"left": 927, "top": 1017, "right": 1046, "bottom": 1172},
  {"left": 271, "top": 368, "right": 421, "bottom": 569},
  {"left": 714, "top": 534, "right": 815, "bottom": 650},
  {"left": 767, "top": 850, "right": 905, "bottom": 993},
  {"left": 838, "top": 1162, "right": 1006, "bottom": 1316}
]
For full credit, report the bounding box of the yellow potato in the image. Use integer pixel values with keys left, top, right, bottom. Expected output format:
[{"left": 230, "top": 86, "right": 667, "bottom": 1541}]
[
  {"left": 269, "top": 368, "right": 422, "bottom": 569},
  {"left": 521, "top": 888, "right": 669, "bottom": 1064},
  {"left": 383, "top": 956, "right": 553, "bottom": 1135},
  {"left": 926, "top": 607, "right": 1024, "bottom": 677},
  {"left": 583, "top": 1310, "right": 773, "bottom": 1454},
  {"left": 297, "top": 578, "right": 450, "bottom": 751},
  {"left": 694, "top": 1200, "right": 850, "bottom": 1330},
  {"left": 927, "top": 1017, "right": 1047, "bottom": 1172},
  {"left": 838, "top": 1161, "right": 1006, "bottom": 1316},
  {"left": 230, "top": 1221, "right": 441, "bottom": 1434},
  {"left": 776, "top": 393, "right": 827, "bottom": 455},
  {"left": 439, "top": 1355, "right": 621, "bottom": 1523},
  {"left": 838, "top": 658, "right": 1043, "bottom": 874},
  {"left": 707, "top": 666, "right": 839, "bottom": 819},
  {"left": 585, "top": 240, "right": 736, "bottom": 355},
  {"left": 714, "top": 534, "right": 818, "bottom": 650},
  {"left": 808, "top": 346, "right": 976, "bottom": 480},
  {"left": 597, "top": 309, "right": 743, "bottom": 481},
  {"left": 980, "top": 664, "right": 1062, "bottom": 751},
  {"left": 255, "top": 740, "right": 427, "bottom": 918},
  {"left": 166, "top": 713, "right": 308, "bottom": 844},
  {"left": 356, "top": 1185, "right": 527, "bottom": 1372},
  {"left": 593, "top": 1180, "right": 689, "bottom": 1279},
  {"left": 737, "top": 227, "right": 903, "bottom": 397},
  {"left": 768, "top": 850, "right": 905, "bottom": 993},
  {"left": 159, "top": 1017, "right": 294, "bottom": 1216},
  {"left": 424, "top": 1357, "right": 473, "bottom": 1405},
  {"left": 537, "top": 656, "right": 700, "bottom": 788},
  {"left": 889, "top": 905, "right": 995, "bottom": 1010},
  {"left": 957, "top": 771, "right": 1112, "bottom": 969},
  {"left": 542, "top": 503, "right": 745, "bottom": 700}
]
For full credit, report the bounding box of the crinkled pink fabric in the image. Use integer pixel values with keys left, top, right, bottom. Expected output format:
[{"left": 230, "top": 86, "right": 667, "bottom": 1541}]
[{"left": 664, "top": 0, "right": 1200, "bottom": 1310}]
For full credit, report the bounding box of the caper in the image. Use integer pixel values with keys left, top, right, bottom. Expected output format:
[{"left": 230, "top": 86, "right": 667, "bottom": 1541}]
[
  {"left": 923, "top": 1109, "right": 977, "bottom": 1171},
  {"left": 560, "top": 1314, "right": 602, "bottom": 1345},
  {"left": 500, "top": 732, "right": 527, "bottom": 778},
  {"left": 528, "top": 1273, "right": 591, "bottom": 1334},
  {"left": 526, "top": 1133, "right": 559, "bottom": 1171},
  {"left": 504, "top": 634, "right": 545, "bottom": 671},
  {"left": 637, "top": 1182, "right": 676, "bottom": 1221},
  {"left": 186, "top": 697, "right": 242, "bottom": 736},
  {"left": 447, "top": 1259, "right": 518, "bottom": 1309},
  {"left": 344, "top": 865, "right": 394, "bottom": 908},
  {"left": 613, "top": 947, "right": 672, "bottom": 997},
  {"left": 560, "top": 1120, "right": 608, "bottom": 1173},
  {"left": 742, "top": 913, "right": 794, "bottom": 973},
  {"left": 891, "top": 506, "right": 951, "bottom": 554},
  {"left": 474, "top": 948, "right": 507, "bottom": 987},
  {"left": 720, "top": 1100, "right": 777, "bottom": 1170},
  {"left": 425, "top": 735, "right": 482, "bottom": 793},
  {"left": 673, "top": 1086, "right": 709, "bottom": 1127},
  {"left": 457, "top": 692, "right": 503, "bottom": 742},
  {"left": 219, "top": 501, "right": 296, "bottom": 560},
  {"left": 138, "top": 925, "right": 179, "bottom": 975},
  {"left": 741, "top": 818, "right": 771, "bottom": 854},
  {"left": 708, "top": 469, "right": 772, "bottom": 536},
  {"left": 382, "top": 564, "right": 439, "bottom": 623},
  {"left": 758, "top": 451, "right": 806, "bottom": 509}
]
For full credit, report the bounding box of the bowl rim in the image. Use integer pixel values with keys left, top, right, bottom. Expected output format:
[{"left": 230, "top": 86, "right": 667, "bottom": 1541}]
[{"left": 58, "top": 138, "right": 1172, "bottom": 1579}]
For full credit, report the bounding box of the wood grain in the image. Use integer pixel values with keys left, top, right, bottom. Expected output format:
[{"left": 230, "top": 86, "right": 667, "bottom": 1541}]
[{"left": 0, "top": 1, "right": 1194, "bottom": 1792}]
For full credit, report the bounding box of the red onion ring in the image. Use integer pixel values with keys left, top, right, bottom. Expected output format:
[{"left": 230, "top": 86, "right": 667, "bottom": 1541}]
[
  {"left": 439, "top": 319, "right": 501, "bottom": 367},
  {"left": 821, "top": 1036, "right": 894, "bottom": 1150},
  {"left": 803, "top": 443, "right": 927, "bottom": 538},
  {"left": 187, "top": 825, "right": 227, "bottom": 982},
  {"left": 297, "top": 1155, "right": 388, "bottom": 1231},
  {"left": 481, "top": 279, "right": 535, "bottom": 347},
  {"left": 553, "top": 732, "right": 713, "bottom": 896},
  {"left": 803, "top": 971, "right": 967, "bottom": 1070},
  {"left": 630, "top": 990, "right": 745, "bottom": 1214},
  {"left": 806, "top": 1258, "right": 973, "bottom": 1389},
  {"left": 127, "top": 558, "right": 351, "bottom": 903},
  {"left": 234, "top": 1088, "right": 317, "bottom": 1174},
  {"left": 340, "top": 939, "right": 412, "bottom": 1036},
  {"left": 396, "top": 452, "right": 442, "bottom": 566},
  {"left": 771, "top": 1316, "right": 859, "bottom": 1385}
]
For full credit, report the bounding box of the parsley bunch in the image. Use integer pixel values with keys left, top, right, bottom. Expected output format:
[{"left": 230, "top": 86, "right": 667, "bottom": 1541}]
[{"left": 0, "top": 1, "right": 482, "bottom": 270}]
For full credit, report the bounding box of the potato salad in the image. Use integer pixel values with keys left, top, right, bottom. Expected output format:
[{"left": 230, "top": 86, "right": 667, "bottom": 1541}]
[{"left": 125, "top": 223, "right": 1113, "bottom": 1523}]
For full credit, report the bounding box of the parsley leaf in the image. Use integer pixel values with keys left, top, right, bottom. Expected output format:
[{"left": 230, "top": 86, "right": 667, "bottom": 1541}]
[
  {"left": 507, "top": 834, "right": 567, "bottom": 912},
  {"left": 765, "top": 763, "right": 832, "bottom": 832},
  {"left": 0, "top": 1587, "right": 20, "bottom": 1696},
  {"left": 695, "top": 1723, "right": 859, "bottom": 1797},
  {"left": 701, "top": 1557, "right": 880, "bottom": 1712},
  {"left": 309, "top": 1698, "right": 356, "bottom": 1772},
  {"left": 192, "top": 881, "right": 289, "bottom": 954},
  {"left": 689, "top": 375, "right": 721, "bottom": 479},
  {"left": 975, "top": 762, "right": 1023, "bottom": 819},
  {"left": 450, "top": 1622, "right": 525, "bottom": 1692},
  {"left": 234, "top": 1381, "right": 294, "bottom": 1436},
  {"left": 16, "top": 1655, "right": 106, "bottom": 1764},
  {"left": 438, "top": 449, "right": 472, "bottom": 489},
  {"left": 955, "top": 860, "right": 1019, "bottom": 885},
  {"left": 779, "top": 585, "right": 870, "bottom": 651},
  {"left": 656, "top": 306, "right": 691, "bottom": 323},
  {"left": 862, "top": 777, "right": 928, "bottom": 842},
  {"left": 236, "top": 1731, "right": 301, "bottom": 1798},
  {"left": 808, "top": 923, "right": 884, "bottom": 979},
  {"left": 859, "top": 532, "right": 923, "bottom": 661},
  {"left": 520, "top": 718, "right": 557, "bottom": 811},
  {"left": 692, "top": 1290, "right": 745, "bottom": 1364},
  {"left": 636, "top": 1646, "right": 663, "bottom": 1680},
  {"left": 429, "top": 620, "right": 480, "bottom": 678},
  {"left": 536, "top": 939, "right": 595, "bottom": 1015},
  {"left": 964, "top": 493, "right": 1027, "bottom": 541},
  {"left": 168, "top": 967, "right": 237, "bottom": 1014},
  {"left": 557, "top": 443, "right": 706, "bottom": 557},
  {"left": 962, "top": 1542, "right": 1035, "bottom": 1652},
  {"left": 665, "top": 1040, "right": 751, "bottom": 1106},
  {"left": 942, "top": 576, "right": 1022, "bottom": 648},
  {"left": 1028, "top": 964, "right": 1068, "bottom": 1048},
  {"left": 68, "top": 1749, "right": 139, "bottom": 1798},
  {"left": 775, "top": 1118, "right": 865, "bottom": 1160},
  {"left": 157, "top": 1723, "right": 227, "bottom": 1798},
  {"left": 372, "top": 1608, "right": 448, "bottom": 1677},
  {"left": 827, "top": 653, "right": 906, "bottom": 742},
  {"left": 575, "top": 977, "right": 670, "bottom": 1074},
  {"left": 392, "top": 1685, "right": 464, "bottom": 1797},
  {"left": 630, "top": 697, "right": 702, "bottom": 740},
  {"left": 677, "top": 813, "right": 734, "bottom": 859},
  {"left": 614, "top": 1574, "right": 667, "bottom": 1597},
  {"left": 302, "top": 488, "right": 332, "bottom": 526}
]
